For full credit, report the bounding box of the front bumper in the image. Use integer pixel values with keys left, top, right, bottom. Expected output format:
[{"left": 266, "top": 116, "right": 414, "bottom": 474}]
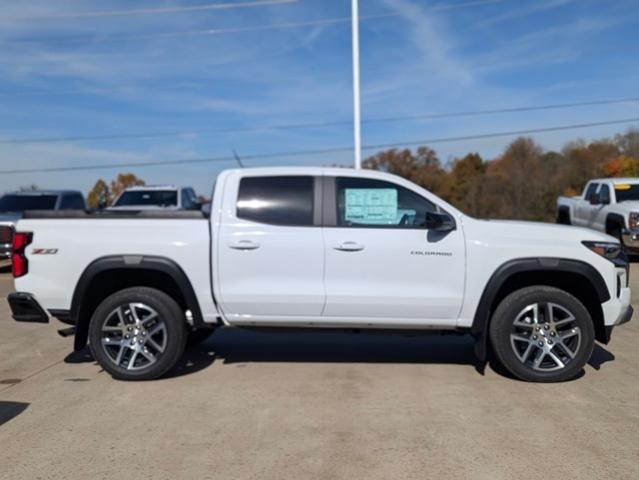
[
  {"left": 622, "top": 229, "right": 639, "bottom": 252},
  {"left": 616, "top": 304, "right": 634, "bottom": 326},
  {"left": 7, "top": 292, "right": 49, "bottom": 323},
  {"left": 604, "top": 303, "right": 633, "bottom": 344}
]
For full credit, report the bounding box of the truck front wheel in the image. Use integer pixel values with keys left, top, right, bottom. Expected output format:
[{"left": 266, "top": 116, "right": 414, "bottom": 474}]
[
  {"left": 489, "top": 286, "right": 595, "bottom": 382},
  {"left": 88, "top": 287, "right": 187, "bottom": 380}
]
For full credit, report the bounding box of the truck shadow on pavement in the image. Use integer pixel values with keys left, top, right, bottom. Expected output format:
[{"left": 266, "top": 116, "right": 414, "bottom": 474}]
[
  {"left": 0, "top": 401, "right": 29, "bottom": 426},
  {"left": 64, "top": 329, "right": 616, "bottom": 380}
]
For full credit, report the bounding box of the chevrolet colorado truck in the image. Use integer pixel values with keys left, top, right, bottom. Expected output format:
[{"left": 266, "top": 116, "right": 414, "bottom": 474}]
[
  {"left": 557, "top": 178, "right": 639, "bottom": 252},
  {"left": 8, "top": 167, "right": 633, "bottom": 382}
]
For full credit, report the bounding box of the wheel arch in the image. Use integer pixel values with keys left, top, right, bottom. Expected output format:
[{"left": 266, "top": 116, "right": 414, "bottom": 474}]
[
  {"left": 471, "top": 258, "right": 610, "bottom": 361},
  {"left": 556, "top": 205, "right": 571, "bottom": 224},
  {"left": 71, "top": 255, "right": 203, "bottom": 351}
]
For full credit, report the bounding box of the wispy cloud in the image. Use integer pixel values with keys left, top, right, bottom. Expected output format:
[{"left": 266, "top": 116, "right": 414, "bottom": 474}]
[
  {"left": 472, "top": 15, "right": 625, "bottom": 74},
  {"left": 380, "top": 0, "right": 474, "bottom": 86},
  {"left": 475, "top": 0, "right": 576, "bottom": 28}
]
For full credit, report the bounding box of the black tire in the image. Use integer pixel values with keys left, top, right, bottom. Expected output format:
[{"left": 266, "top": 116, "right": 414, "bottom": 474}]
[
  {"left": 186, "top": 328, "right": 215, "bottom": 347},
  {"left": 88, "top": 287, "right": 187, "bottom": 381},
  {"left": 489, "top": 286, "right": 595, "bottom": 383},
  {"left": 556, "top": 208, "right": 571, "bottom": 225}
]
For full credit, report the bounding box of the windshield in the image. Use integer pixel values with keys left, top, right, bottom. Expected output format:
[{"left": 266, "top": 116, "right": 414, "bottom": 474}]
[
  {"left": 114, "top": 190, "right": 178, "bottom": 207},
  {"left": 614, "top": 184, "right": 639, "bottom": 202},
  {"left": 0, "top": 194, "right": 58, "bottom": 212}
]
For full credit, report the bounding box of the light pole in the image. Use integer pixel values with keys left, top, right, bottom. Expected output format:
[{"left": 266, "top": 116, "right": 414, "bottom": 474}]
[{"left": 351, "top": 0, "right": 362, "bottom": 169}]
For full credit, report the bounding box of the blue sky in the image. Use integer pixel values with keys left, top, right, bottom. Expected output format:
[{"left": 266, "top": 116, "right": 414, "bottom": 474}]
[{"left": 1, "top": 0, "right": 638, "bottom": 196}]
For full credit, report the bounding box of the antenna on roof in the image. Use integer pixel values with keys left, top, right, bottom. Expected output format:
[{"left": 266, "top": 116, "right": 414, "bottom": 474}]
[{"left": 232, "top": 149, "right": 244, "bottom": 168}]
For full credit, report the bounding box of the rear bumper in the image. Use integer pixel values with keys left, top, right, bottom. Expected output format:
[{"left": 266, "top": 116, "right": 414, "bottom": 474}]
[
  {"left": 7, "top": 292, "right": 49, "bottom": 323},
  {"left": 0, "top": 244, "right": 10, "bottom": 267}
]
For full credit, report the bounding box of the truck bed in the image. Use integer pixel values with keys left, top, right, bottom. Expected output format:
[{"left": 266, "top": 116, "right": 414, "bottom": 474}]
[
  {"left": 13, "top": 213, "right": 219, "bottom": 323},
  {"left": 22, "top": 209, "right": 208, "bottom": 219}
]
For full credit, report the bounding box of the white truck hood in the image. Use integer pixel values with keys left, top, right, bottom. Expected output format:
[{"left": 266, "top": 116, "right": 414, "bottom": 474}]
[
  {"left": 613, "top": 200, "right": 639, "bottom": 213},
  {"left": 470, "top": 218, "right": 616, "bottom": 245}
]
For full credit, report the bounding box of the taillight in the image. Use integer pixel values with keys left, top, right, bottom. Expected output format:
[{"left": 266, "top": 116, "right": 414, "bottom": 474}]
[{"left": 12, "top": 232, "right": 33, "bottom": 278}]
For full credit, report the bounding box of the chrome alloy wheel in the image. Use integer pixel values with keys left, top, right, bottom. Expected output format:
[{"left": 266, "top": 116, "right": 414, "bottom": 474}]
[
  {"left": 509, "top": 302, "right": 582, "bottom": 372},
  {"left": 100, "top": 303, "right": 167, "bottom": 370}
]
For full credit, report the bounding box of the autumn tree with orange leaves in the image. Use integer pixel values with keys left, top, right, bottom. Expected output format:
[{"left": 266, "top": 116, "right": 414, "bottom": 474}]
[{"left": 363, "top": 128, "right": 639, "bottom": 222}]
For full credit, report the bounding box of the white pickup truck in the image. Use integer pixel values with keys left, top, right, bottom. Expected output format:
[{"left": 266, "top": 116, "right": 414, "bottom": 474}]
[
  {"left": 557, "top": 178, "right": 639, "bottom": 252},
  {"left": 8, "top": 167, "right": 633, "bottom": 382}
]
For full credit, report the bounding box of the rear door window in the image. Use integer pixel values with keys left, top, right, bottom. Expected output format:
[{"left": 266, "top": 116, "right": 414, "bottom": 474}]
[{"left": 237, "top": 176, "right": 314, "bottom": 226}]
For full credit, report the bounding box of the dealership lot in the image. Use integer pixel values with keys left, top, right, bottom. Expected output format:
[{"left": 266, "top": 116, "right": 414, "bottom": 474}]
[{"left": 0, "top": 269, "right": 638, "bottom": 479}]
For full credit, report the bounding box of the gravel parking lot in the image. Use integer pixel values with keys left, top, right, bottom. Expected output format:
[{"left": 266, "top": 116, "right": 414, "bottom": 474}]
[{"left": 1, "top": 267, "right": 638, "bottom": 479}]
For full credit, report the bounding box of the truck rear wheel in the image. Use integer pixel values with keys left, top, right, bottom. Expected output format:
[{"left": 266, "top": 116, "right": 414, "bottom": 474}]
[
  {"left": 489, "top": 286, "right": 594, "bottom": 382},
  {"left": 88, "top": 287, "right": 187, "bottom": 381}
]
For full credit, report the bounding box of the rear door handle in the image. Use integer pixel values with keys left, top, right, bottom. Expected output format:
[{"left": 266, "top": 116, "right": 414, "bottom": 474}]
[
  {"left": 229, "top": 239, "right": 260, "bottom": 250},
  {"left": 333, "top": 241, "right": 365, "bottom": 252}
]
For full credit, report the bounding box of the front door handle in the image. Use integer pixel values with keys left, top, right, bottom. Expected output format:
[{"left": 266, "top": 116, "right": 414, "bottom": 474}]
[
  {"left": 333, "top": 241, "right": 365, "bottom": 252},
  {"left": 229, "top": 239, "right": 260, "bottom": 250}
]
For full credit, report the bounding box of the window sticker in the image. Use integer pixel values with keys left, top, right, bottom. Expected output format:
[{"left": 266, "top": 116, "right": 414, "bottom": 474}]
[
  {"left": 344, "top": 188, "right": 398, "bottom": 224},
  {"left": 615, "top": 184, "right": 632, "bottom": 190}
]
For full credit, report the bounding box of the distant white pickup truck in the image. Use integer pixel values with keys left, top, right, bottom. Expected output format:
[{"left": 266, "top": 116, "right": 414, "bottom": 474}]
[
  {"left": 7, "top": 167, "right": 633, "bottom": 382},
  {"left": 557, "top": 178, "right": 639, "bottom": 252},
  {"left": 109, "top": 185, "right": 200, "bottom": 211}
]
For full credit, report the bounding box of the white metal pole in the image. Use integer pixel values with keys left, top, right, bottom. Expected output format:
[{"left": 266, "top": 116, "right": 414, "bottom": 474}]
[{"left": 351, "top": 0, "right": 362, "bottom": 169}]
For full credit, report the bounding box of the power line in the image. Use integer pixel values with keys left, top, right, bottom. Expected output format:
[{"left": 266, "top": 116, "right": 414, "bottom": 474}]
[
  {"left": 1, "top": 117, "right": 638, "bottom": 175},
  {"left": 5, "top": 0, "right": 502, "bottom": 45},
  {"left": 10, "top": 0, "right": 298, "bottom": 20},
  {"left": 2, "top": 96, "right": 639, "bottom": 145}
]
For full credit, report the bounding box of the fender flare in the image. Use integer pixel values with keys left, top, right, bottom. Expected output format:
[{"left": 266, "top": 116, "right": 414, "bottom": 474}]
[
  {"left": 556, "top": 205, "right": 571, "bottom": 223},
  {"left": 471, "top": 257, "right": 610, "bottom": 362},
  {"left": 71, "top": 255, "right": 204, "bottom": 351},
  {"left": 605, "top": 213, "right": 626, "bottom": 234}
]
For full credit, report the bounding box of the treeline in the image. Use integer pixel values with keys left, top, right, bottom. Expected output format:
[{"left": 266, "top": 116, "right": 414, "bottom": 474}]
[{"left": 363, "top": 129, "right": 639, "bottom": 221}]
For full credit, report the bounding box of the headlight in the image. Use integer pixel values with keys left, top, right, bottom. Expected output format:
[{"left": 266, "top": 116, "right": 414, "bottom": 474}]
[
  {"left": 629, "top": 212, "right": 639, "bottom": 230},
  {"left": 582, "top": 241, "right": 626, "bottom": 267}
]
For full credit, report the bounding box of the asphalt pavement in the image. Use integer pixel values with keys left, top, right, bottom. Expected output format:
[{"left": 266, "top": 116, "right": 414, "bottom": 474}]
[{"left": 1, "top": 267, "right": 638, "bottom": 479}]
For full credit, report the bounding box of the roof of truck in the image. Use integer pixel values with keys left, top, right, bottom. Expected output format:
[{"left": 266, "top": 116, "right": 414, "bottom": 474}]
[
  {"left": 3, "top": 190, "right": 82, "bottom": 196},
  {"left": 122, "top": 185, "right": 180, "bottom": 191},
  {"left": 590, "top": 178, "right": 639, "bottom": 184}
]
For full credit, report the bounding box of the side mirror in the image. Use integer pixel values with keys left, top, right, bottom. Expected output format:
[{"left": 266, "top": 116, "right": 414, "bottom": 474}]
[
  {"left": 589, "top": 193, "right": 600, "bottom": 205},
  {"left": 425, "top": 212, "right": 455, "bottom": 232}
]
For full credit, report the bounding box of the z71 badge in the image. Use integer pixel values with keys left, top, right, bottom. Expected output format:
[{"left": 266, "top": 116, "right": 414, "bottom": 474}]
[{"left": 31, "top": 248, "right": 58, "bottom": 255}]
